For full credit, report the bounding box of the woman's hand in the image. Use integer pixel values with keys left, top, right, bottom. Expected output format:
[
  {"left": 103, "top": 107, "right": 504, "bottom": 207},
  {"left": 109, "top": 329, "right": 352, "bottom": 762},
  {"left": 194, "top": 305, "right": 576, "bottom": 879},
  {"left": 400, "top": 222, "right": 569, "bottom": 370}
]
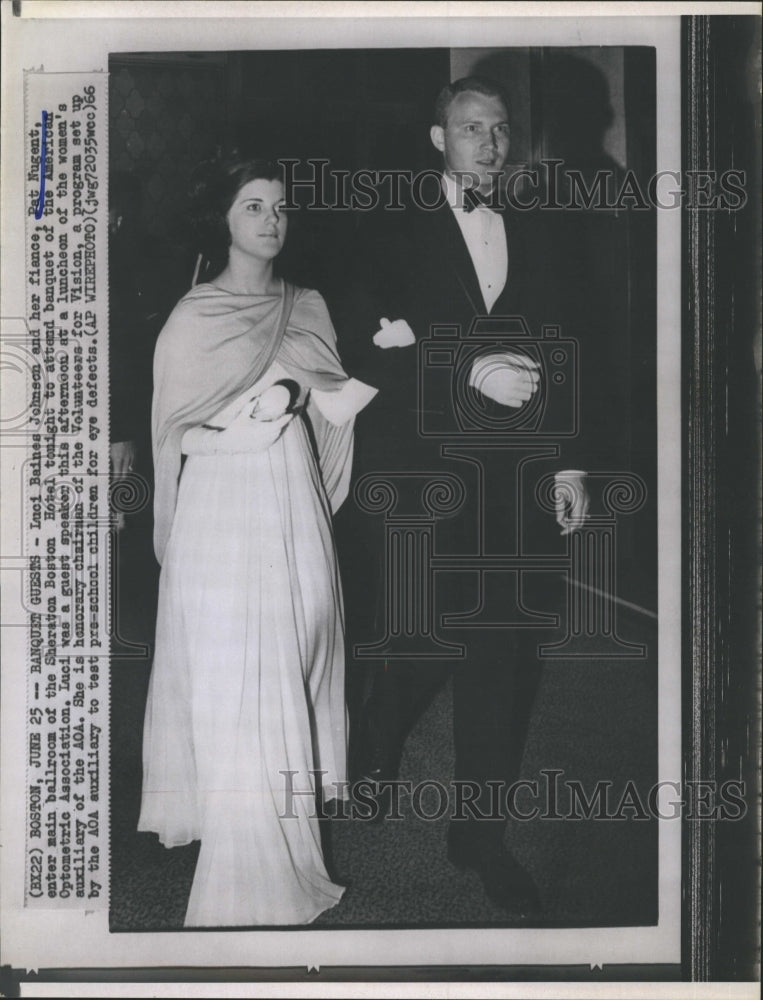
[
  {"left": 217, "top": 404, "right": 294, "bottom": 454},
  {"left": 181, "top": 401, "right": 294, "bottom": 456}
]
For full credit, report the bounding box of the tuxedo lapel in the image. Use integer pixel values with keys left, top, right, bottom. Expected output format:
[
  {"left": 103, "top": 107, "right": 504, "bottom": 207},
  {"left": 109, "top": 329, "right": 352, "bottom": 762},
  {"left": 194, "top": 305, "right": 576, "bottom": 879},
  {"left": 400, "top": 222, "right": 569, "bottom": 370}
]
[
  {"left": 417, "top": 204, "right": 526, "bottom": 320},
  {"left": 420, "top": 204, "right": 487, "bottom": 317},
  {"left": 493, "top": 207, "right": 527, "bottom": 316}
]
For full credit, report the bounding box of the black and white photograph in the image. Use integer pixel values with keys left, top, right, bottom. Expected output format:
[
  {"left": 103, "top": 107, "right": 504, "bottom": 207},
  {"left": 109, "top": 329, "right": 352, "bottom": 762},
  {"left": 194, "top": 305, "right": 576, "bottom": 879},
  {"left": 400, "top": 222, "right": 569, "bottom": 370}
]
[
  {"left": 108, "top": 40, "right": 661, "bottom": 934},
  {"left": 0, "top": 2, "right": 759, "bottom": 996}
]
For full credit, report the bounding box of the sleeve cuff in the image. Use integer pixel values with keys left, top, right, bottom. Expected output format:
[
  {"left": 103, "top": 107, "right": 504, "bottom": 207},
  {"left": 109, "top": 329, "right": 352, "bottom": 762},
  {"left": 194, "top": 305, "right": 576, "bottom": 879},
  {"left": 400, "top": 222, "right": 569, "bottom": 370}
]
[{"left": 311, "top": 378, "right": 379, "bottom": 426}]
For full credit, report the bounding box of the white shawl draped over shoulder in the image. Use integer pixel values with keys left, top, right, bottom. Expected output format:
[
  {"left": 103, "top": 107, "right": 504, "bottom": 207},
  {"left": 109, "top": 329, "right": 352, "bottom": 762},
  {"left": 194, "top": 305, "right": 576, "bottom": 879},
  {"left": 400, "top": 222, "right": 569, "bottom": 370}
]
[{"left": 152, "top": 281, "right": 360, "bottom": 563}]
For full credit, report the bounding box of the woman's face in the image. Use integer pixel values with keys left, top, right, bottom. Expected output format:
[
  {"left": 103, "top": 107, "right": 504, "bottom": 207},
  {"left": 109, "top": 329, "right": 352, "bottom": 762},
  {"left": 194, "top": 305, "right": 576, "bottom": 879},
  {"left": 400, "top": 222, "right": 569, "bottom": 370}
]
[{"left": 225, "top": 177, "right": 288, "bottom": 263}]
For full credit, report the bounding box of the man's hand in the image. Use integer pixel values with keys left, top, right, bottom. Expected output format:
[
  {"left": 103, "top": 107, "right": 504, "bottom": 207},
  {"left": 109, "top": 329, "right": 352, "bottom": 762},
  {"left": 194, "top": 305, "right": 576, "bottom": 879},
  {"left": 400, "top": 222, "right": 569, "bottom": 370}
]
[
  {"left": 554, "top": 471, "right": 590, "bottom": 536},
  {"left": 110, "top": 440, "right": 136, "bottom": 477},
  {"left": 373, "top": 317, "right": 416, "bottom": 349},
  {"left": 469, "top": 353, "right": 540, "bottom": 408}
]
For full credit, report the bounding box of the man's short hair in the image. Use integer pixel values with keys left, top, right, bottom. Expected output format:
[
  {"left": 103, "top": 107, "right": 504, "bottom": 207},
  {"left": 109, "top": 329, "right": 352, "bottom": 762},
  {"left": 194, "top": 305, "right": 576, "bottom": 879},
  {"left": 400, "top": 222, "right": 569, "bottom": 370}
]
[{"left": 433, "top": 76, "right": 510, "bottom": 128}]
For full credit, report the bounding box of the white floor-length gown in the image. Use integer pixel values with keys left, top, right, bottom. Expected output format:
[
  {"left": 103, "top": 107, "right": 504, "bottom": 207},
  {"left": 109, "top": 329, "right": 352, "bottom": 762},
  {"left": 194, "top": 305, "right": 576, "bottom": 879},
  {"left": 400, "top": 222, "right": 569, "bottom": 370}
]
[{"left": 138, "top": 283, "right": 369, "bottom": 927}]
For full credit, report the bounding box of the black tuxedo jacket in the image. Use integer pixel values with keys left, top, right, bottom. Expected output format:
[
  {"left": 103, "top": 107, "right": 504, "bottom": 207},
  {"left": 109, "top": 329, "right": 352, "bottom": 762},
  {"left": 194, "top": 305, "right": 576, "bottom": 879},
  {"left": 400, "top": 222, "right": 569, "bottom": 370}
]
[
  {"left": 343, "top": 201, "right": 525, "bottom": 469},
  {"left": 339, "top": 197, "right": 631, "bottom": 480},
  {"left": 333, "top": 189, "right": 646, "bottom": 671}
]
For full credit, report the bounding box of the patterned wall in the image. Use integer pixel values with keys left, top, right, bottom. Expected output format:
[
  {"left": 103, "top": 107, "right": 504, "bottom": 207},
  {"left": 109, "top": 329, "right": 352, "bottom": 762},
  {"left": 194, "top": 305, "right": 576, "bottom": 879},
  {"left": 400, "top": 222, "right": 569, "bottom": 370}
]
[{"left": 109, "top": 57, "right": 229, "bottom": 245}]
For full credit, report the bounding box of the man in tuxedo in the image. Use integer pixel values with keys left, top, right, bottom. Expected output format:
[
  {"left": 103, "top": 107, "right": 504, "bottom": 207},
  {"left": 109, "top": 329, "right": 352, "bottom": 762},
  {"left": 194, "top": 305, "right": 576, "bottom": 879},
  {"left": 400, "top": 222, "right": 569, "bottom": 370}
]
[{"left": 336, "top": 75, "right": 598, "bottom": 917}]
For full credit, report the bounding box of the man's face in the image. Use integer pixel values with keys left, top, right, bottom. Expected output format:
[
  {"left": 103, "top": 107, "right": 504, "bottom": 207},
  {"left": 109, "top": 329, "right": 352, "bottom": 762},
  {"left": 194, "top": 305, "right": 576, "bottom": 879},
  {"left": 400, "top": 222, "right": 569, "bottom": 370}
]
[{"left": 430, "top": 91, "right": 510, "bottom": 195}]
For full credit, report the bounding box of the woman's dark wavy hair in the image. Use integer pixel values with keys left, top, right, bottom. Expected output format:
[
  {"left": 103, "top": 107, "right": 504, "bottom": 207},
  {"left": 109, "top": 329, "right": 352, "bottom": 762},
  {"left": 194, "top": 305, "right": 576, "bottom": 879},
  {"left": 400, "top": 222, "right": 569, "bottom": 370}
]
[{"left": 188, "top": 150, "right": 284, "bottom": 278}]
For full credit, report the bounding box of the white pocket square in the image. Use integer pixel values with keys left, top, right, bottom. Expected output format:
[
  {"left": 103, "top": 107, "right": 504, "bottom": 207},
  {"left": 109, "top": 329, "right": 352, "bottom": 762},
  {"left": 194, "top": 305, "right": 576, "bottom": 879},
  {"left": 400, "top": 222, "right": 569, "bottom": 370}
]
[{"left": 373, "top": 317, "right": 416, "bottom": 349}]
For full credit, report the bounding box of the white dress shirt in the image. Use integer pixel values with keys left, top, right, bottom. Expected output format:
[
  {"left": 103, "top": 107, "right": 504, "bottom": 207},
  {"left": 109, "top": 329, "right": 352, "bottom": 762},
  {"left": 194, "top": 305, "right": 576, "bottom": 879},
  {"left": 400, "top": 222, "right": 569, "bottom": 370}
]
[{"left": 442, "top": 171, "right": 508, "bottom": 313}]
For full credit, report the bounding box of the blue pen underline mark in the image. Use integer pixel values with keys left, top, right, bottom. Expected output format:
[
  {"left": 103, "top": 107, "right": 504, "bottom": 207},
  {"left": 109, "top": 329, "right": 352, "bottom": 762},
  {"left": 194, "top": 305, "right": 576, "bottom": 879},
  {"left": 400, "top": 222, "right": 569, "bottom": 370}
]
[{"left": 34, "top": 110, "right": 48, "bottom": 220}]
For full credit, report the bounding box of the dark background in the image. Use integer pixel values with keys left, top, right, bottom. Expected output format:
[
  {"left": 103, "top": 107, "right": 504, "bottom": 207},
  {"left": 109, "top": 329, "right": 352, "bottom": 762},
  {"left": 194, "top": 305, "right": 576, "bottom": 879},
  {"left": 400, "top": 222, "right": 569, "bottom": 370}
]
[
  {"left": 108, "top": 46, "right": 659, "bottom": 933},
  {"left": 109, "top": 44, "right": 657, "bottom": 604}
]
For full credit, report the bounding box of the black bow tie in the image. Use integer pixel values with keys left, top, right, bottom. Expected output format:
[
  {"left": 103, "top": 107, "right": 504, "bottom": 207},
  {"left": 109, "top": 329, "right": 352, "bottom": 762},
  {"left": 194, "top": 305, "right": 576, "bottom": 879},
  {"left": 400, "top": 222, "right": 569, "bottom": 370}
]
[{"left": 463, "top": 187, "right": 494, "bottom": 213}]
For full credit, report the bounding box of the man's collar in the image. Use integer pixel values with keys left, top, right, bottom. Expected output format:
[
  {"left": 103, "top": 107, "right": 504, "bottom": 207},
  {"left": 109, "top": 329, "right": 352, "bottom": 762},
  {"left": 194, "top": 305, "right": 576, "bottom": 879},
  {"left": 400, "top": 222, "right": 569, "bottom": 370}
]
[{"left": 441, "top": 171, "right": 498, "bottom": 213}]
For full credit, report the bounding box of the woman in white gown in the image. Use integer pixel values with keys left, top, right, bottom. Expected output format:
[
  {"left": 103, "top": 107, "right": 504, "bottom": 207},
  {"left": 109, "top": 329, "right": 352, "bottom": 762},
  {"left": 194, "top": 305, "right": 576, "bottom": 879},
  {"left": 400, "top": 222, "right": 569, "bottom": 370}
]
[{"left": 137, "top": 155, "right": 374, "bottom": 927}]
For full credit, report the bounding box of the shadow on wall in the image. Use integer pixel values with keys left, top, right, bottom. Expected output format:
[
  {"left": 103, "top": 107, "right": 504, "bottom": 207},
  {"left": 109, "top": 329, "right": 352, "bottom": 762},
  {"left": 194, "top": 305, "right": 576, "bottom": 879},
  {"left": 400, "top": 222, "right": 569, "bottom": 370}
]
[{"left": 473, "top": 49, "right": 626, "bottom": 179}]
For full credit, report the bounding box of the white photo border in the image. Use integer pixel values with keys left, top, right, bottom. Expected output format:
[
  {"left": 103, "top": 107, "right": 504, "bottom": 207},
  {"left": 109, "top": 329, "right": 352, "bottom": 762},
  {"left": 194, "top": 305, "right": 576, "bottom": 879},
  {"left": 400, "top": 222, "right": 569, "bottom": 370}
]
[{"left": 1, "top": 0, "right": 757, "bottom": 986}]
